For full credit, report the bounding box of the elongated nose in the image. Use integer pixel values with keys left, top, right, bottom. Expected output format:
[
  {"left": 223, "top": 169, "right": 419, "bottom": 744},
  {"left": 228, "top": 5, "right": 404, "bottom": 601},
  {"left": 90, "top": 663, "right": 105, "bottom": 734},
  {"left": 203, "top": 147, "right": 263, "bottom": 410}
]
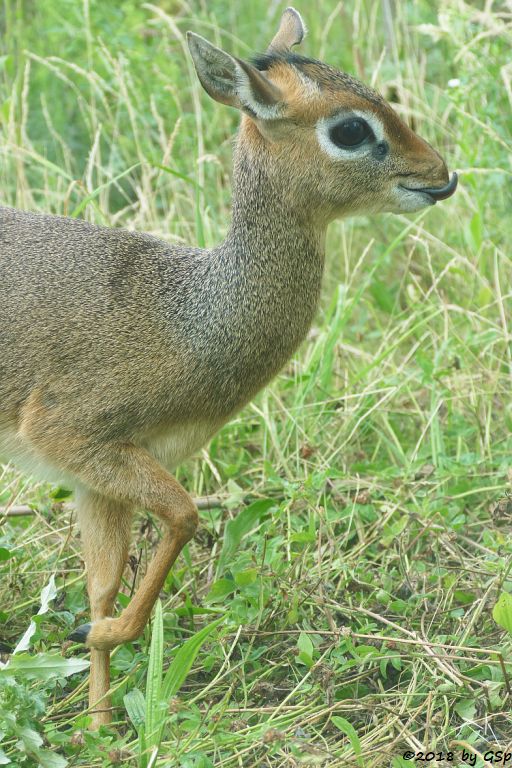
[{"left": 415, "top": 172, "right": 458, "bottom": 201}]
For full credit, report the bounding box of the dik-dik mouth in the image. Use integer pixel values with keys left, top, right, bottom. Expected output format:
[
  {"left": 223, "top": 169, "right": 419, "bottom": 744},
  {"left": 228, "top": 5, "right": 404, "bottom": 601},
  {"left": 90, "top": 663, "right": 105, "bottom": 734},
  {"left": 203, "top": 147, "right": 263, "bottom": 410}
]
[{"left": 400, "top": 172, "right": 458, "bottom": 203}]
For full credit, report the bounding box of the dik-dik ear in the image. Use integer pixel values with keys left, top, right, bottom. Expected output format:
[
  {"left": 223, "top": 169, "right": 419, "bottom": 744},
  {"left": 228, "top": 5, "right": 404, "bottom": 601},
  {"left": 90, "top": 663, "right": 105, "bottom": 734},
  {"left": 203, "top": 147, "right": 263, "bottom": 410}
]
[
  {"left": 267, "top": 7, "right": 306, "bottom": 53},
  {"left": 187, "top": 32, "right": 284, "bottom": 119}
]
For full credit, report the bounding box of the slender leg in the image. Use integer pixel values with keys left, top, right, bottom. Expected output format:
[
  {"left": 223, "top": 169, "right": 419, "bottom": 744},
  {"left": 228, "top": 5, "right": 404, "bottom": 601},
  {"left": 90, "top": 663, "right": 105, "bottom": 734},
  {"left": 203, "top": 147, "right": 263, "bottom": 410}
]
[
  {"left": 19, "top": 401, "right": 198, "bottom": 706},
  {"left": 74, "top": 488, "right": 133, "bottom": 729},
  {"left": 39, "top": 439, "right": 197, "bottom": 649},
  {"left": 73, "top": 443, "right": 198, "bottom": 651}
]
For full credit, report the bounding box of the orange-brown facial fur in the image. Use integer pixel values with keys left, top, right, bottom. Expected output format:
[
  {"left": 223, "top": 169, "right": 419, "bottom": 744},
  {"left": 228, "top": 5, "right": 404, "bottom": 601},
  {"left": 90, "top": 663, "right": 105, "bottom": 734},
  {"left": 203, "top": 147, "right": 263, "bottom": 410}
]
[{"left": 237, "top": 51, "right": 449, "bottom": 222}]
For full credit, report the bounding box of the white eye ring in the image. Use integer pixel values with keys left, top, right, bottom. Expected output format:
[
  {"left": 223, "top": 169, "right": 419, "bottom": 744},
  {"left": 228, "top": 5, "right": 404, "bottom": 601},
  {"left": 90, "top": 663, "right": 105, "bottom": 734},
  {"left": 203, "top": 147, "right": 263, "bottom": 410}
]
[{"left": 316, "top": 110, "right": 385, "bottom": 160}]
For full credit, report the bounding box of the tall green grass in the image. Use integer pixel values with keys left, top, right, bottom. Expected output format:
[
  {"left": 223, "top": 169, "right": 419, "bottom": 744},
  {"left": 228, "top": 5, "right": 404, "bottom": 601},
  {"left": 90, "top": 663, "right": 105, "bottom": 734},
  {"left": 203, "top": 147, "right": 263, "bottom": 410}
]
[{"left": 1, "top": 1, "right": 511, "bottom": 766}]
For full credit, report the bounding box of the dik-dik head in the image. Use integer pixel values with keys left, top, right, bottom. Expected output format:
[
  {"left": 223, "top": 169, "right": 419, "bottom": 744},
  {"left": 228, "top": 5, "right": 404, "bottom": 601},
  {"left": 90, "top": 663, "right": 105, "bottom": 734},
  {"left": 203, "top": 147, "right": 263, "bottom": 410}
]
[{"left": 187, "top": 7, "right": 457, "bottom": 223}]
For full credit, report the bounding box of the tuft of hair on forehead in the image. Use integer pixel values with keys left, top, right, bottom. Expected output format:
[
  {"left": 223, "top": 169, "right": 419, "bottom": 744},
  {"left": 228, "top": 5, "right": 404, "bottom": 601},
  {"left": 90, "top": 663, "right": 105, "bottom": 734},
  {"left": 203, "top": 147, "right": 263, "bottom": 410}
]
[{"left": 251, "top": 51, "right": 386, "bottom": 109}]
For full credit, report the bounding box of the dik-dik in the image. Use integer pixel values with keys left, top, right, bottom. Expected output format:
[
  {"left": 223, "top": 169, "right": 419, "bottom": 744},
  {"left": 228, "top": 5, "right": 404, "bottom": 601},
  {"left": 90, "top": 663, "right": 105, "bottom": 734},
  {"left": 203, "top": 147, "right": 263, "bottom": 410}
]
[{"left": 0, "top": 8, "right": 457, "bottom": 728}]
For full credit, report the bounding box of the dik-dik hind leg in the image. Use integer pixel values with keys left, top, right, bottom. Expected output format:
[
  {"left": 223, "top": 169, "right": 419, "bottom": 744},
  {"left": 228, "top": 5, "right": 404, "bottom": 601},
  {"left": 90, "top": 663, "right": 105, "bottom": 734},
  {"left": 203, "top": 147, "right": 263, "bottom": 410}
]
[
  {"left": 76, "top": 446, "right": 198, "bottom": 651},
  {"left": 72, "top": 488, "right": 133, "bottom": 728},
  {"left": 20, "top": 404, "right": 198, "bottom": 651}
]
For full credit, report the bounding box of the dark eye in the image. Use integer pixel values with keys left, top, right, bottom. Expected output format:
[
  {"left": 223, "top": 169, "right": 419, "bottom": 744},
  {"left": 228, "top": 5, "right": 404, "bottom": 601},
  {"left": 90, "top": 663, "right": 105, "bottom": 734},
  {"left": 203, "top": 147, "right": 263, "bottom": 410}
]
[{"left": 329, "top": 118, "right": 373, "bottom": 148}]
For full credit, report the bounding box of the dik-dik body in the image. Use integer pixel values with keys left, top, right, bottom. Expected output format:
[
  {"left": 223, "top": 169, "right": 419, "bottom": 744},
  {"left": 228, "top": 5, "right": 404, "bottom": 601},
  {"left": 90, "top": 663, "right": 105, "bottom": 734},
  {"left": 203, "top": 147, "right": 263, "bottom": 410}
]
[{"left": 0, "top": 8, "right": 457, "bottom": 727}]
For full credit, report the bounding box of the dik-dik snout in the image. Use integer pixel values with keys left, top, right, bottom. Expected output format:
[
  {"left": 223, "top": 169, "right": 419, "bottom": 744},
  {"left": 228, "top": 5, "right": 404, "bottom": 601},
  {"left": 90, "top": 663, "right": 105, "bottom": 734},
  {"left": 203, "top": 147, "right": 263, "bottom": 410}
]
[{"left": 188, "top": 8, "right": 457, "bottom": 223}]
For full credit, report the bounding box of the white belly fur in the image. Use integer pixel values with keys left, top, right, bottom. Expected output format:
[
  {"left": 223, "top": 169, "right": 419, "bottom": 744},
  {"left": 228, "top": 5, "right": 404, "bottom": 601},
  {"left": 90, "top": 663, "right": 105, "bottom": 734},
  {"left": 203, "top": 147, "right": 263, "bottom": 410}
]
[
  {"left": 0, "top": 422, "right": 77, "bottom": 487},
  {"left": 139, "top": 420, "right": 220, "bottom": 469}
]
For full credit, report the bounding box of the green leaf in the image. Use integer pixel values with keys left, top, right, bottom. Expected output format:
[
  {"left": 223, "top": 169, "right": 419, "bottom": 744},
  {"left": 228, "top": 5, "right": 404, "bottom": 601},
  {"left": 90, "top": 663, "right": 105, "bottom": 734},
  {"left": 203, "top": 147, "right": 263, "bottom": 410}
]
[
  {"left": 331, "top": 716, "right": 363, "bottom": 767},
  {"left": 117, "top": 592, "right": 131, "bottom": 609},
  {"left": 155, "top": 617, "right": 223, "bottom": 747},
  {"left": 353, "top": 645, "right": 379, "bottom": 660},
  {"left": 469, "top": 211, "right": 483, "bottom": 249},
  {"left": 233, "top": 569, "right": 258, "bottom": 587},
  {"left": 290, "top": 531, "right": 316, "bottom": 544},
  {"left": 454, "top": 589, "right": 476, "bottom": 605},
  {"left": 145, "top": 600, "right": 164, "bottom": 749},
  {"left": 0, "top": 653, "right": 89, "bottom": 681},
  {"left": 370, "top": 279, "right": 397, "bottom": 314},
  {"left": 454, "top": 698, "right": 477, "bottom": 721},
  {"left": 17, "top": 725, "right": 43, "bottom": 750},
  {"left": 174, "top": 605, "right": 221, "bottom": 618},
  {"left": 49, "top": 487, "right": 73, "bottom": 501},
  {"left": 33, "top": 749, "right": 67, "bottom": 768},
  {"left": 124, "top": 688, "right": 146, "bottom": 731},
  {"left": 152, "top": 162, "right": 203, "bottom": 190},
  {"left": 161, "top": 617, "right": 223, "bottom": 702},
  {"left": 205, "top": 578, "right": 236, "bottom": 603},
  {"left": 216, "top": 500, "right": 274, "bottom": 576},
  {"left": 296, "top": 632, "right": 314, "bottom": 667},
  {"left": 493, "top": 591, "right": 512, "bottom": 635},
  {"left": 14, "top": 575, "right": 58, "bottom": 653},
  {"left": 313, "top": 283, "right": 346, "bottom": 392},
  {"left": 138, "top": 724, "right": 147, "bottom": 767},
  {"left": 0, "top": 548, "right": 12, "bottom": 561}
]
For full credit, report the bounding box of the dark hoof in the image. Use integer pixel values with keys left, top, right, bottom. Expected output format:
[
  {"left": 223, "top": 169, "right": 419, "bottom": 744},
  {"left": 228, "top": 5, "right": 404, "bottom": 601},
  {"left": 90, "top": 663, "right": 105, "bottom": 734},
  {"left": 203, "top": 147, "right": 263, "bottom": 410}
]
[{"left": 68, "top": 623, "right": 91, "bottom": 644}]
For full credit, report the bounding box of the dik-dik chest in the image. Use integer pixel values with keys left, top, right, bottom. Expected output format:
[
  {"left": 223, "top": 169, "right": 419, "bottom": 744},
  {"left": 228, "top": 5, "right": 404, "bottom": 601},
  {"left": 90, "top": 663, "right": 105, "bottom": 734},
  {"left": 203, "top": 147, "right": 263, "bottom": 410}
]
[{"left": 178, "top": 269, "right": 321, "bottom": 417}]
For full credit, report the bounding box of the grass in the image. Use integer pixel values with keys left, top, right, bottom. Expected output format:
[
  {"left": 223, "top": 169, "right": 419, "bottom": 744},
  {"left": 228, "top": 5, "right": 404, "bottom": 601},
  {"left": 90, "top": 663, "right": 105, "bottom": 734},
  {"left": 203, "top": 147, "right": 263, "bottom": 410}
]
[{"left": 0, "top": 0, "right": 511, "bottom": 765}]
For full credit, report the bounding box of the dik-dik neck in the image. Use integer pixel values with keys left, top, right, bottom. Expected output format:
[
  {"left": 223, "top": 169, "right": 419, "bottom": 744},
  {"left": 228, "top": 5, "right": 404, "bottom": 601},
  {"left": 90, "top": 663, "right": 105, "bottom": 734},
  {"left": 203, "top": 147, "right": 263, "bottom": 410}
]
[
  {"left": 159, "top": 129, "right": 328, "bottom": 421},
  {"left": 191, "top": 132, "right": 327, "bottom": 410},
  {"left": 215, "top": 133, "right": 326, "bottom": 336}
]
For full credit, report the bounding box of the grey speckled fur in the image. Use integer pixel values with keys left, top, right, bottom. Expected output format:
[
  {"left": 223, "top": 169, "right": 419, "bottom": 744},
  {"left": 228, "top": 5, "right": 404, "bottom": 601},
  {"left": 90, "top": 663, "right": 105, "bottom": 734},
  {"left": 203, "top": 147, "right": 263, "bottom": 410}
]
[{"left": 0, "top": 140, "right": 324, "bottom": 467}]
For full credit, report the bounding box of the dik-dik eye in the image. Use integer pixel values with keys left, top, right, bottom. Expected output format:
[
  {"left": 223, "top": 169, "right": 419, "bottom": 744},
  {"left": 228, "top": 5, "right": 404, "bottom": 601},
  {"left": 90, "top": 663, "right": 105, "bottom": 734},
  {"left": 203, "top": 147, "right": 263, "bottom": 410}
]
[
  {"left": 316, "top": 111, "right": 383, "bottom": 161},
  {"left": 329, "top": 118, "right": 374, "bottom": 148}
]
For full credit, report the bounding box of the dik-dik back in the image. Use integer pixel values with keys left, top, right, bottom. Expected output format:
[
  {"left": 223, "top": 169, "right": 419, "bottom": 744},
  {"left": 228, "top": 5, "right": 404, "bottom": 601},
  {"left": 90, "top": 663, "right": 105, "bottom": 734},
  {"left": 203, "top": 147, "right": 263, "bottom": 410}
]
[{"left": 1, "top": 7, "right": 457, "bottom": 728}]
